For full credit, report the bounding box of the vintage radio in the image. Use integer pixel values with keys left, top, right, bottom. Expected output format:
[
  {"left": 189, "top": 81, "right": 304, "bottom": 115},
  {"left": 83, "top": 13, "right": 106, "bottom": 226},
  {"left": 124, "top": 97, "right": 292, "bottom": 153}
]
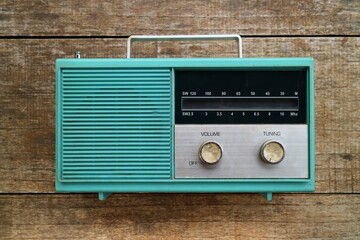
[{"left": 56, "top": 35, "right": 315, "bottom": 200}]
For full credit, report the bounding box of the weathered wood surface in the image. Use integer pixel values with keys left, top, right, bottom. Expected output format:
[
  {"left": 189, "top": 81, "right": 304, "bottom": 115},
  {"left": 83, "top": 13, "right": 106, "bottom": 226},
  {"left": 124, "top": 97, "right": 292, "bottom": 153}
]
[
  {"left": 1, "top": 0, "right": 360, "bottom": 36},
  {"left": 0, "top": 194, "right": 359, "bottom": 239},
  {"left": 1, "top": 1, "right": 360, "bottom": 238},
  {"left": 0, "top": 38, "right": 359, "bottom": 193}
]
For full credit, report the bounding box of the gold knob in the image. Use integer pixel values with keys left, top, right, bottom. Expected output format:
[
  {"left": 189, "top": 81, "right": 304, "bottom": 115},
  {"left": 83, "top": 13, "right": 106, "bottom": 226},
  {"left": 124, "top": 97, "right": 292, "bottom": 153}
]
[
  {"left": 260, "top": 140, "right": 285, "bottom": 164},
  {"left": 199, "top": 141, "right": 223, "bottom": 164}
]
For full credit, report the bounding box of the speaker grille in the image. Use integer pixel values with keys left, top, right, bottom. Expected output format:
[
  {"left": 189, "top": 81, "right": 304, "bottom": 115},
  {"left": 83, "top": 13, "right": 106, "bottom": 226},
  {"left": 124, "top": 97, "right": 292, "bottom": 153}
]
[{"left": 59, "top": 68, "right": 172, "bottom": 181}]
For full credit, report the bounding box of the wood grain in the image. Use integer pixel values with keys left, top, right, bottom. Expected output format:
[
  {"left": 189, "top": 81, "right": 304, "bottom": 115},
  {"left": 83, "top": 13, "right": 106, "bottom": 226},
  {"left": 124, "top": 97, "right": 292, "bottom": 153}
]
[
  {"left": 1, "top": 1, "right": 360, "bottom": 239},
  {"left": 0, "top": 37, "right": 359, "bottom": 194},
  {"left": 1, "top": 0, "right": 360, "bottom": 36},
  {"left": 0, "top": 194, "right": 359, "bottom": 239}
]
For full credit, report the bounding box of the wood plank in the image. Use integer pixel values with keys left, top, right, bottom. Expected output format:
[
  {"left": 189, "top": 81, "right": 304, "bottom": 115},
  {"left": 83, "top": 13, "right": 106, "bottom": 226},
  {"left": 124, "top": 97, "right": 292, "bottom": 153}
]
[
  {"left": 0, "top": 194, "right": 359, "bottom": 239},
  {"left": 0, "top": 39, "right": 126, "bottom": 95},
  {"left": 0, "top": 38, "right": 359, "bottom": 193},
  {"left": 1, "top": 0, "right": 360, "bottom": 36}
]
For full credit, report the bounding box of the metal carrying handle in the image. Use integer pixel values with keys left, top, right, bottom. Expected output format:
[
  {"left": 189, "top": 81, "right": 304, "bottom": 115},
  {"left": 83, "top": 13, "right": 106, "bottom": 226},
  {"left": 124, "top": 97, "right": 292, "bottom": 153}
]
[{"left": 126, "top": 34, "right": 242, "bottom": 58}]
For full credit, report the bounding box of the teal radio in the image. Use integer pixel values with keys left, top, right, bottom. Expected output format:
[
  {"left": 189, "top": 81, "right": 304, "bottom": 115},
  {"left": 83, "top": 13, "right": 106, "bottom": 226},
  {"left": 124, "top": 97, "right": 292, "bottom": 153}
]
[{"left": 56, "top": 35, "right": 315, "bottom": 200}]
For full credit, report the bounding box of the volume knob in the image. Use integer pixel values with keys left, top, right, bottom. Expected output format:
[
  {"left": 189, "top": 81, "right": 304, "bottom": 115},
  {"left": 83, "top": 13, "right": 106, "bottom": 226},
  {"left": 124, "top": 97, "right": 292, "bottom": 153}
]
[
  {"left": 199, "top": 141, "right": 223, "bottom": 164},
  {"left": 260, "top": 140, "right": 285, "bottom": 164}
]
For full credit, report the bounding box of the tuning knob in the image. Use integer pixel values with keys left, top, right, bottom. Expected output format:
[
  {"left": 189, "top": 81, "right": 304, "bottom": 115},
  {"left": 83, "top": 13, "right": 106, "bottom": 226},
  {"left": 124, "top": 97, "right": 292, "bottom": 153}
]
[
  {"left": 260, "top": 140, "right": 285, "bottom": 164},
  {"left": 199, "top": 141, "right": 223, "bottom": 164}
]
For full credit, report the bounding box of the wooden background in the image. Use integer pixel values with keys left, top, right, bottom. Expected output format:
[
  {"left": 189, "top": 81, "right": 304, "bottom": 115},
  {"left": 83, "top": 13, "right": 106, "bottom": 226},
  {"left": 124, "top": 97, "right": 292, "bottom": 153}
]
[{"left": 0, "top": 0, "right": 359, "bottom": 239}]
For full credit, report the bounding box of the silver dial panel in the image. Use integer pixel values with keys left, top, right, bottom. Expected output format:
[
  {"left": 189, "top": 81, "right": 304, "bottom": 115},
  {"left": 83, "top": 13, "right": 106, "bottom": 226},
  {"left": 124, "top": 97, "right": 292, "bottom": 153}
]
[{"left": 174, "top": 125, "right": 308, "bottom": 179}]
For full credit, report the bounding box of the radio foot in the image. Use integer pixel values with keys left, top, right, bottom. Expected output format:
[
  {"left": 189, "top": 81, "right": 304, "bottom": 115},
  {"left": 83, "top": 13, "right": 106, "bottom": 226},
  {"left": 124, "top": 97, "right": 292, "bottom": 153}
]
[
  {"left": 98, "top": 192, "right": 112, "bottom": 200},
  {"left": 260, "top": 192, "right": 272, "bottom": 201}
]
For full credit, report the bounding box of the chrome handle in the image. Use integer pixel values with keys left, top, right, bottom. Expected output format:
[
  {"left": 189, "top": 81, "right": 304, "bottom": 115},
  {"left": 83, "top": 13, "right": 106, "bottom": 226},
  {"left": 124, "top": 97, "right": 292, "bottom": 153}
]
[{"left": 126, "top": 34, "right": 242, "bottom": 58}]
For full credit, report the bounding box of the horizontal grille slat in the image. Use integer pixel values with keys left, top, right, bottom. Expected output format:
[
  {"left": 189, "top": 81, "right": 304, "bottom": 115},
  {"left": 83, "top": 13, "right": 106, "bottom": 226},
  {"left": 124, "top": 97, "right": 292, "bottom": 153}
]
[
  {"left": 63, "top": 129, "right": 169, "bottom": 133},
  {"left": 63, "top": 140, "right": 169, "bottom": 144},
  {"left": 63, "top": 146, "right": 170, "bottom": 149},
  {"left": 62, "top": 175, "right": 169, "bottom": 179},
  {"left": 63, "top": 160, "right": 169, "bottom": 164},
  {"left": 63, "top": 90, "right": 170, "bottom": 93},
  {"left": 63, "top": 110, "right": 170, "bottom": 113},
  {"left": 63, "top": 97, "right": 169, "bottom": 101},
  {"left": 63, "top": 86, "right": 169, "bottom": 89},
  {"left": 63, "top": 150, "right": 170, "bottom": 153},
  {"left": 62, "top": 155, "right": 170, "bottom": 158},
  {"left": 60, "top": 68, "right": 172, "bottom": 181},
  {"left": 62, "top": 69, "right": 170, "bottom": 73},
  {"left": 62, "top": 78, "right": 173, "bottom": 82},
  {"left": 63, "top": 166, "right": 170, "bottom": 170},
  {"left": 62, "top": 134, "right": 169, "bottom": 138},
  {"left": 62, "top": 137, "right": 170, "bottom": 141},
  {"left": 63, "top": 106, "right": 170, "bottom": 109}
]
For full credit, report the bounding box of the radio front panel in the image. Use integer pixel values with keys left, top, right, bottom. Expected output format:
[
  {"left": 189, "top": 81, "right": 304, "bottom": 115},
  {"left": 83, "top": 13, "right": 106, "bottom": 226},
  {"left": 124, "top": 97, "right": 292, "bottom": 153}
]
[
  {"left": 56, "top": 58, "right": 315, "bottom": 200},
  {"left": 174, "top": 69, "right": 308, "bottom": 179}
]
